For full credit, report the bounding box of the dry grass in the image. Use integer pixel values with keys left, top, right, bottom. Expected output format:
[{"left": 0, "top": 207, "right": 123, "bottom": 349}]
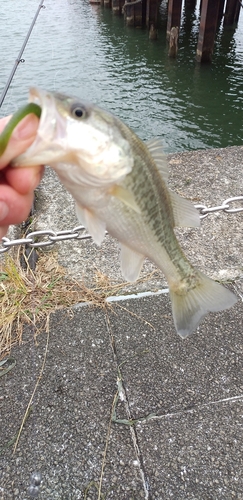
[
  {"left": 0, "top": 249, "right": 105, "bottom": 359},
  {"left": 0, "top": 249, "right": 156, "bottom": 359}
]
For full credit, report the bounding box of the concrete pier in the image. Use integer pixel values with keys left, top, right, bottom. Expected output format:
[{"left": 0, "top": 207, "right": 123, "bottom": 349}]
[{"left": 1, "top": 146, "right": 242, "bottom": 498}]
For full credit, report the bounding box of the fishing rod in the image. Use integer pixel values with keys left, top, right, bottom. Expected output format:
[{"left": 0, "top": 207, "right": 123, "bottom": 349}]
[{"left": 0, "top": 0, "right": 45, "bottom": 109}]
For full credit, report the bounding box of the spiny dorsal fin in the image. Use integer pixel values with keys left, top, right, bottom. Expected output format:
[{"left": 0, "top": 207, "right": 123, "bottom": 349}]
[
  {"left": 169, "top": 190, "right": 200, "bottom": 228},
  {"left": 145, "top": 138, "right": 169, "bottom": 182}
]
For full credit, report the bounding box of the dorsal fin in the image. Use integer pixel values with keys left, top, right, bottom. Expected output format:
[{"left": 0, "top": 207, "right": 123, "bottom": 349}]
[
  {"left": 145, "top": 139, "right": 169, "bottom": 182},
  {"left": 146, "top": 139, "right": 199, "bottom": 228}
]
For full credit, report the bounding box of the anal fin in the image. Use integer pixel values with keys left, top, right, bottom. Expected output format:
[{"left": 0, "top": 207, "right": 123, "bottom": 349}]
[{"left": 120, "top": 244, "right": 144, "bottom": 282}]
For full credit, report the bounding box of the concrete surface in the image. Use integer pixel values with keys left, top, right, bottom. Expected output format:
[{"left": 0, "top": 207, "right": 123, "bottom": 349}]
[
  {"left": 0, "top": 146, "right": 242, "bottom": 499},
  {"left": 0, "top": 289, "right": 243, "bottom": 499}
]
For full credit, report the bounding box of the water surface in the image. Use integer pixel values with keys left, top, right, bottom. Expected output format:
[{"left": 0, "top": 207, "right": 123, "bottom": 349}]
[{"left": 0, "top": 0, "right": 243, "bottom": 152}]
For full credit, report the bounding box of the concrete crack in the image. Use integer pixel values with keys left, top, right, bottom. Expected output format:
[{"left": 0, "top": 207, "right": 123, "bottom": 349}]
[{"left": 105, "top": 313, "right": 151, "bottom": 500}]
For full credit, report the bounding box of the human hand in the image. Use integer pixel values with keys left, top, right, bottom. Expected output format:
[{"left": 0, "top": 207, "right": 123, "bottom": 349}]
[{"left": 0, "top": 113, "right": 43, "bottom": 240}]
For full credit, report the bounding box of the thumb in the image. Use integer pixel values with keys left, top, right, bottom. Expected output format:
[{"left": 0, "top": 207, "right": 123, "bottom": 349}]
[{"left": 0, "top": 114, "right": 39, "bottom": 169}]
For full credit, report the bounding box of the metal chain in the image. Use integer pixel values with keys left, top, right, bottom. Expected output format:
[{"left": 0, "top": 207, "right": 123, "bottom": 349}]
[
  {"left": 0, "top": 226, "right": 92, "bottom": 254},
  {"left": 0, "top": 196, "right": 242, "bottom": 254},
  {"left": 194, "top": 195, "right": 243, "bottom": 218}
]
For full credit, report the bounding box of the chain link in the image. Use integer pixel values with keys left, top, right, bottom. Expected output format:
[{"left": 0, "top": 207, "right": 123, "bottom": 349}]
[
  {"left": 194, "top": 195, "right": 243, "bottom": 219},
  {"left": 0, "top": 196, "right": 242, "bottom": 254},
  {"left": 0, "top": 225, "right": 93, "bottom": 254}
]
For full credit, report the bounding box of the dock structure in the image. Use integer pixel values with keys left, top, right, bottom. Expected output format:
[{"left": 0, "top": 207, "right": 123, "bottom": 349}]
[
  {"left": 95, "top": 0, "right": 242, "bottom": 62},
  {"left": 166, "top": 0, "right": 242, "bottom": 62},
  {"left": 111, "top": 0, "right": 125, "bottom": 15}
]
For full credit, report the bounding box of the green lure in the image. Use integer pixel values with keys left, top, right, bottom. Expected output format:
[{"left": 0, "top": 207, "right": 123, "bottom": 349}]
[{"left": 0, "top": 103, "right": 41, "bottom": 156}]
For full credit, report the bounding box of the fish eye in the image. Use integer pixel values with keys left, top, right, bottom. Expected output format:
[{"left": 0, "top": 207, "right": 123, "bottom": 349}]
[{"left": 71, "top": 104, "right": 86, "bottom": 119}]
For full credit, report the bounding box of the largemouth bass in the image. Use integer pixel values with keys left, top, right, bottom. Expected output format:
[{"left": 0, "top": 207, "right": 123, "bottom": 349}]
[{"left": 13, "top": 88, "right": 237, "bottom": 338}]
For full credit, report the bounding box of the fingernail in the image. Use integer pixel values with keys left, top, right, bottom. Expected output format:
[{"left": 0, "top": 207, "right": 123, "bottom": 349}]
[
  {"left": 0, "top": 201, "right": 9, "bottom": 221},
  {"left": 14, "top": 114, "right": 38, "bottom": 140}
]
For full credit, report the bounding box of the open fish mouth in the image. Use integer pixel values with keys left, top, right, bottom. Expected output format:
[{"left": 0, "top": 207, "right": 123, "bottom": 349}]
[
  {"left": 29, "top": 87, "right": 46, "bottom": 108},
  {"left": 13, "top": 87, "right": 69, "bottom": 167}
]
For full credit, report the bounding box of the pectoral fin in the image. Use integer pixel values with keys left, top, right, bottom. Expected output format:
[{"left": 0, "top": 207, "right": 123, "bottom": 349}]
[
  {"left": 75, "top": 203, "right": 86, "bottom": 226},
  {"left": 120, "top": 244, "right": 144, "bottom": 282},
  {"left": 75, "top": 204, "right": 106, "bottom": 246},
  {"left": 110, "top": 185, "right": 141, "bottom": 214}
]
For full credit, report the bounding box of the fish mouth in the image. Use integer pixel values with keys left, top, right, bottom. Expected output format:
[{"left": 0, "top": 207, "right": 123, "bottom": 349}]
[
  {"left": 12, "top": 87, "right": 68, "bottom": 167},
  {"left": 29, "top": 86, "right": 45, "bottom": 105}
]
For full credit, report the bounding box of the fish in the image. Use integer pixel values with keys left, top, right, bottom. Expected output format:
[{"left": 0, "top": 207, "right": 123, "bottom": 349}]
[{"left": 13, "top": 87, "right": 237, "bottom": 338}]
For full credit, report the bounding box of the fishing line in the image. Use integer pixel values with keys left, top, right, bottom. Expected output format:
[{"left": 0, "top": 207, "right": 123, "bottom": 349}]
[{"left": 0, "top": 0, "right": 46, "bottom": 109}]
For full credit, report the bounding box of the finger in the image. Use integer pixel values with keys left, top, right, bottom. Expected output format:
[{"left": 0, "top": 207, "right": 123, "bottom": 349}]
[
  {"left": 0, "top": 114, "right": 39, "bottom": 169},
  {"left": 0, "top": 225, "right": 9, "bottom": 240},
  {"left": 5, "top": 164, "right": 44, "bottom": 195},
  {"left": 0, "top": 184, "right": 34, "bottom": 226}
]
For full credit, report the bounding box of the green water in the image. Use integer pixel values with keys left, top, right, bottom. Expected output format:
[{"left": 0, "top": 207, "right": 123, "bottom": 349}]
[{"left": 0, "top": 0, "right": 243, "bottom": 153}]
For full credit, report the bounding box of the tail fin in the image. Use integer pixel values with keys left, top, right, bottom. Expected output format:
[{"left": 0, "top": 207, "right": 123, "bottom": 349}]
[{"left": 169, "top": 271, "right": 237, "bottom": 338}]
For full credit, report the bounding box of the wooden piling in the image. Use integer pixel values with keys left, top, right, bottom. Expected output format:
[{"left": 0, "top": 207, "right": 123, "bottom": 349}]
[
  {"left": 184, "top": 0, "right": 197, "bottom": 9},
  {"left": 167, "top": 0, "right": 183, "bottom": 38},
  {"left": 168, "top": 26, "right": 179, "bottom": 57},
  {"left": 196, "top": 0, "right": 221, "bottom": 62},
  {"left": 123, "top": 0, "right": 143, "bottom": 27},
  {"left": 112, "top": 0, "right": 125, "bottom": 15},
  {"left": 146, "top": 0, "right": 158, "bottom": 29},
  {"left": 217, "top": 0, "right": 225, "bottom": 24},
  {"left": 99, "top": 0, "right": 241, "bottom": 63},
  {"left": 134, "top": 0, "right": 143, "bottom": 26},
  {"left": 149, "top": 24, "right": 158, "bottom": 39},
  {"left": 224, "top": 0, "right": 241, "bottom": 27}
]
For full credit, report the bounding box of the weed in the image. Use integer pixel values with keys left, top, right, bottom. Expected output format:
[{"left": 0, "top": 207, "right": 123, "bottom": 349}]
[{"left": 0, "top": 249, "right": 156, "bottom": 359}]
